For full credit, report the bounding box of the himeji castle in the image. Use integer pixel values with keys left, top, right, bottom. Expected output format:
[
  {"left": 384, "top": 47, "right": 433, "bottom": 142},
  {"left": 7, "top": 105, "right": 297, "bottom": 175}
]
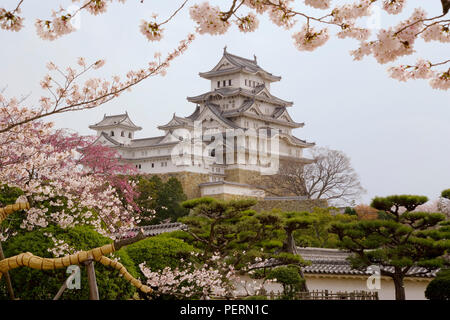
[{"left": 89, "top": 48, "right": 315, "bottom": 200}]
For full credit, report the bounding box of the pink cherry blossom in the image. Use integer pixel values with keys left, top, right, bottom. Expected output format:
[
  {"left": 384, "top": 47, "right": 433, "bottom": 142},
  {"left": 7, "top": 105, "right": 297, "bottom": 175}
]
[{"left": 292, "top": 24, "right": 329, "bottom": 51}]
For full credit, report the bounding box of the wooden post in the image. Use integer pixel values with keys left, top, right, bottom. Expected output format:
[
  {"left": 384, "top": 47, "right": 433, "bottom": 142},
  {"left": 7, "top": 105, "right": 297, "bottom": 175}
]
[
  {"left": 0, "top": 241, "right": 15, "bottom": 300},
  {"left": 53, "top": 269, "right": 78, "bottom": 300},
  {"left": 84, "top": 256, "right": 99, "bottom": 300}
]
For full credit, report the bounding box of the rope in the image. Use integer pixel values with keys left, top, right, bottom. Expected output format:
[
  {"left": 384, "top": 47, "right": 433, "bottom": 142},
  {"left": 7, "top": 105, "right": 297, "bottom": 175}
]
[
  {"left": 0, "top": 201, "right": 152, "bottom": 294},
  {"left": 0, "top": 243, "right": 152, "bottom": 294},
  {"left": 0, "top": 202, "right": 30, "bottom": 224},
  {"left": 95, "top": 255, "right": 152, "bottom": 293}
]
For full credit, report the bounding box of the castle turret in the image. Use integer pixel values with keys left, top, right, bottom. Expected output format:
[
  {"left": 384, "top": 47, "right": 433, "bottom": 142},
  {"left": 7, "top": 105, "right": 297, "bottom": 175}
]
[{"left": 89, "top": 112, "right": 142, "bottom": 145}]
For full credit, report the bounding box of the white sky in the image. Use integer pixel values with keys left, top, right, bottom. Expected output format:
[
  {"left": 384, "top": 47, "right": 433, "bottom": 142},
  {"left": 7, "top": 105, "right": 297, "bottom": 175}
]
[{"left": 1, "top": 0, "right": 449, "bottom": 204}]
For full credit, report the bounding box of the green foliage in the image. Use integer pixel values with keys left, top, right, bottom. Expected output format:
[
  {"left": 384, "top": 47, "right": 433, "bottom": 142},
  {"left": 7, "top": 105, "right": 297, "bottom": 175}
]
[
  {"left": 441, "top": 189, "right": 450, "bottom": 200},
  {"left": 0, "top": 225, "right": 137, "bottom": 300},
  {"left": 272, "top": 252, "right": 307, "bottom": 266},
  {"left": 0, "top": 184, "right": 23, "bottom": 206},
  {"left": 125, "top": 235, "right": 198, "bottom": 275},
  {"left": 180, "top": 198, "right": 282, "bottom": 269},
  {"left": 344, "top": 207, "right": 357, "bottom": 216},
  {"left": 133, "top": 175, "right": 189, "bottom": 225},
  {"left": 371, "top": 195, "right": 428, "bottom": 218},
  {"left": 425, "top": 269, "right": 450, "bottom": 300},
  {"left": 331, "top": 194, "right": 450, "bottom": 300},
  {"left": 153, "top": 177, "right": 189, "bottom": 223},
  {"left": 267, "top": 265, "right": 305, "bottom": 299},
  {"left": 293, "top": 207, "right": 356, "bottom": 248}
]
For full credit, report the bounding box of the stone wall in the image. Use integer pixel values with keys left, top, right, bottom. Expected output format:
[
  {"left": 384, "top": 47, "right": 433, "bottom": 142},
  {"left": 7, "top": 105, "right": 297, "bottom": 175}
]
[
  {"left": 224, "top": 162, "right": 307, "bottom": 197},
  {"left": 205, "top": 194, "right": 260, "bottom": 201},
  {"left": 252, "top": 199, "right": 328, "bottom": 212}
]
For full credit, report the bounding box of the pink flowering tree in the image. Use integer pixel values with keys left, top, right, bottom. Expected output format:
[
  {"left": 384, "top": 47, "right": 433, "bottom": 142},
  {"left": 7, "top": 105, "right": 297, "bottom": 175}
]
[
  {"left": 0, "top": 106, "right": 141, "bottom": 240},
  {"left": 1, "top": 0, "right": 449, "bottom": 91}
]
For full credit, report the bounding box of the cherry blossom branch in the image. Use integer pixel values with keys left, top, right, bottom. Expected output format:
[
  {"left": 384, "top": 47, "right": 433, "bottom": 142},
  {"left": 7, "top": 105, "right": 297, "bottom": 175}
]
[
  {"left": 159, "top": 0, "right": 190, "bottom": 26},
  {"left": 0, "top": 34, "right": 194, "bottom": 134}
]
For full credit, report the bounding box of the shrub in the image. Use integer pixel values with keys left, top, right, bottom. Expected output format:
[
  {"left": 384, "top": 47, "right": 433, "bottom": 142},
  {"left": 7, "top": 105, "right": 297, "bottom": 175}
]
[
  {"left": 0, "top": 184, "right": 23, "bottom": 206},
  {"left": 441, "top": 189, "right": 450, "bottom": 200},
  {"left": 125, "top": 235, "right": 198, "bottom": 276},
  {"left": 425, "top": 269, "right": 450, "bottom": 300},
  {"left": 267, "top": 265, "right": 305, "bottom": 299},
  {"left": 0, "top": 225, "right": 137, "bottom": 300},
  {"left": 344, "top": 207, "right": 357, "bottom": 216}
]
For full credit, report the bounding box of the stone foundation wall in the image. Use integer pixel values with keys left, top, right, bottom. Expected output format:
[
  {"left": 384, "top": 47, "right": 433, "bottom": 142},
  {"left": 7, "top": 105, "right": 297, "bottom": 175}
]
[
  {"left": 252, "top": 199, "right": 328, "bottom": 212},
  {"left": 224, "top": 162, "right": 307, "bottom": 197},
  {"left": 205, "top": 193, "right": 261, "bottom": 201}
]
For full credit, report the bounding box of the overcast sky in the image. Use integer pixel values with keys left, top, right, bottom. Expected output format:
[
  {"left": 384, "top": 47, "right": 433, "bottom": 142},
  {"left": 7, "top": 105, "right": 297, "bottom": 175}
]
[{"left": 1, "top": 0, "right": 449, "bottom": 204}]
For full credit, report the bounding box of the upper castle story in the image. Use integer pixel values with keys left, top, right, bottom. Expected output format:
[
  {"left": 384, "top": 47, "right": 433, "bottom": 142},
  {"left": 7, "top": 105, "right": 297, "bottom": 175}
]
[{"left": 200, "top": 46, "right": 281, "bottom": 92}]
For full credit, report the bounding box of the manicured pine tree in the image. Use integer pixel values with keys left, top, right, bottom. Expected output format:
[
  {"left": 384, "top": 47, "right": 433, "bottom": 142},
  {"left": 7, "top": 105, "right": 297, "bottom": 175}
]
[{"left": 331, "top": 195, "right": 450, "bottom": 300}]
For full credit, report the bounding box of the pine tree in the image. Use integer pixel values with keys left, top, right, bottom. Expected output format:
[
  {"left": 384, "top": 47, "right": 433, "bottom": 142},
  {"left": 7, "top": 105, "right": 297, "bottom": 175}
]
[{"left": 331, "top": 195, "right": 450, "bottom": 300}]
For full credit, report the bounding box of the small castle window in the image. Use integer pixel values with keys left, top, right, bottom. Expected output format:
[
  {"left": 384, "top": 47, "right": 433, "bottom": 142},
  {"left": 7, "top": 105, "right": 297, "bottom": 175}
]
[
  {"left": 139, "top": 164, "right": 141, "bottom": 169},
  {"left": 228, "top": 79, "right": 231, "bottom": 86},
  {"left": 111, "top": 131, "right": 114, "bottom": 136},
  {"left": 217, "top": 81, "right": 220, "bottom": 88},
  {"left": 223, "top": 80, "right": 226, "bottom": 87},
  {"left": 245, "top": 79, "right": 247, "bottom": 86},
  {"left": 121, "top": 131, "right": 124, "bottom": 137},
  {"left": 128, "top": 132, "right": 132, "bottom": 138},
  {"left": 151, "top": 163, "right": 154, "bottom": 168}
]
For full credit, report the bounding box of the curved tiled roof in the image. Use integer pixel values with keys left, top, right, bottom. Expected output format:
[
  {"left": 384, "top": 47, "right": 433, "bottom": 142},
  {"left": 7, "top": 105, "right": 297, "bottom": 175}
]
[
  {"left": 115, "top": 222, "right": 187, "bottom": 239},
  {"left": 199, "top": 50, "right": 281, "bottom": 82},
  {"left": 128, "top": 136, "right": 165, "bottom": 147},
  {"left": 205, "top": 102, "right": 242, "bottom": 129},
  {"left": 96, "top": 132, "right": 121, "bottom": 145},
  {"left": 89, "top": 113, "right": 142, "bottom": 130},
  {"left": 250, "top": 247, "right": 438, "bottom": 278},
  {"left": 187, "top": 87, "right": 293, "bottom": 107}
]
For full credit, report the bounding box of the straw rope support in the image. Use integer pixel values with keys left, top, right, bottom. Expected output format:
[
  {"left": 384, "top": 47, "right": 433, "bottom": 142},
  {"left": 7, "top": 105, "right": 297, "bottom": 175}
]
[
  {"left": 0, "top": 243, "right": 152, "bottom": 294},
  {"left": 0, "top": 202, "right": 30, "bottom": 224},
  {"left": 0, "top": 202, "right": 152, "bottom": 294}
]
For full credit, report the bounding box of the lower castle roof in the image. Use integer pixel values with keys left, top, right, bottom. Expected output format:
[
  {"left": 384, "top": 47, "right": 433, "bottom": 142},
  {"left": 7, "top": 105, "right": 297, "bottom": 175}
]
[{"left": 251, "top": 247, "right": 438, "bottom": 278}]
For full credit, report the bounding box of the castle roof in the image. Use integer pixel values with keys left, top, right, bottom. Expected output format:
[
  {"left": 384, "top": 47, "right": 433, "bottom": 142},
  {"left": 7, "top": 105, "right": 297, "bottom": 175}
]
[
  {"left": 204, "top": 102, "right": 242, "bottom": 129},
  {"left": 251, "top": 247, "right": 437, "bottom": 278},
  {"left": 158, "top": 113, "right": 194, "bottom": 130},
  {"left": 89, "top": 113, "right": 142, "bottom": 130},
  {"left": 187, "top": 86, "right": 293, "bottom": 107},
  {"left": 129, "top": 136, "right": 166, "bottom": 147},
  {"left": 222, "top": 100, "right": 304, "bottom": 129},
  {"left": 199, "top": 48, "right": 281, "bottom": 82}
]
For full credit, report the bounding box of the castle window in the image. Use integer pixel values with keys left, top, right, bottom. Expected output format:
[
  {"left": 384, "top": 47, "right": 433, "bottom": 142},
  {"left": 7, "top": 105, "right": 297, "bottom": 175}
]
[
  {"left": 217, "top": 81, "right": 220, "bottom": 88},
  {"left": 111, "top": 131, "right": 114, "bottom": 136},
  {"left": 151, "top": 163, "right": 154, "bottom": 168},
  {"left": 223, "top": 80, "right": 226, "bottom": 87},
  {"left": 228, "top": 79, "right": 231, "bottom": 86},
  {"left": 128, "top": 132, "right": 132, "bottom": 138},
  {"left": 245, "top": 79, "right": 247, "bottom": 86},
  {"left": 121, "top": 131, "right": 124, "bottom": 137},
  {"left": 138, "top": 164, "right": 141, "bottom": 169}
]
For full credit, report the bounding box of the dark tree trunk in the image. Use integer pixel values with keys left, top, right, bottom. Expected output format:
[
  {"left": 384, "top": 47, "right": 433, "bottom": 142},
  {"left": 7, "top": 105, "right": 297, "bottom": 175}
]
[
  {"left": 283, "top": 230, "right": 308, "bottom": 292},
  {"left": 393, "top": 274, "right": 406, "bottom": 300},
  {"left": 284, "top": 230, "right": 298, "bottom": 255}
]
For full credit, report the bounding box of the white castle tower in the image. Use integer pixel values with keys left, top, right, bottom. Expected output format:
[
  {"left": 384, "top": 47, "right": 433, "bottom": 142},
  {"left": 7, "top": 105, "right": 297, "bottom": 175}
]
[{"left": 90, "top": 48, "right": 315, "bottom": 199}]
